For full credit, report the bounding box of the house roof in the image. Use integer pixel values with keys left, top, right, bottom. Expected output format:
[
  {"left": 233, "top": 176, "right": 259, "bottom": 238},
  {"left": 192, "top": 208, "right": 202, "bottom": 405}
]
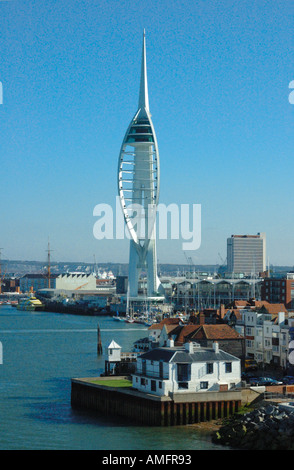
[
  {"left": 164, "top": 324, "right": 179, "bottom": 335},
  {"left": 257, "top": 303, "right": 287, "bottom": 314},
  {"left": 108, "top": 340, "right": 121, "bottom": 349},
  {"left": 139, "top": 345, "right": 239, "bottom": 364},
  {"left": 186, "top": 324, "right": 244, "bottom": 341},
  {"left": 169, "top": 325, "right": 199, "bottom": 344},
  {"left": 148, "top": 318, "right": 180, "bottom": 330}
]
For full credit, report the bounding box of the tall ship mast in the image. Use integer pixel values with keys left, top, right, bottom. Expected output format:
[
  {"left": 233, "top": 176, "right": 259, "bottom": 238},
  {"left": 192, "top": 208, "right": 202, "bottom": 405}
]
[{"left": 46, "top": 241, "right": 51, "bottom": 289}]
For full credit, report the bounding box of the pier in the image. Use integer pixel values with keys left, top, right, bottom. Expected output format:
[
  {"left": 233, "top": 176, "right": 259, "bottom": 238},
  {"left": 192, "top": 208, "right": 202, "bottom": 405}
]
[{"left": 71, "top": 377, "right": 242, "bottom": 426}]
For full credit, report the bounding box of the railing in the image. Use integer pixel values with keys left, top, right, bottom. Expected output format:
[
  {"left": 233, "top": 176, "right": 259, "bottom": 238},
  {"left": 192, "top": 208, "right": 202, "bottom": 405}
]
[
  {"left": 263, "top": 391, "right": 294, "bottom": 401},
  {"left": 121, "top": 352, "right": 138, "bottom": 360},
  {"left": 135, "top": 370, "right": 169, "bottom": 380}
]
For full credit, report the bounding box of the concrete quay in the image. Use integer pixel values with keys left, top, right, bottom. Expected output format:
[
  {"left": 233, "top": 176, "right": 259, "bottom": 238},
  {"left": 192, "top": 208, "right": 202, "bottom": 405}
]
[{"left": 71, "top": 376, "right": 242, "bottom": 426}]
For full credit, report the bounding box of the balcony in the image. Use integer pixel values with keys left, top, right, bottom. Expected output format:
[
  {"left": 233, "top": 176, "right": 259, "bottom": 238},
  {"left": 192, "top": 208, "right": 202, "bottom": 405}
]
[{"left": 135, "top": 369, "right": 169, "bottom": 380}]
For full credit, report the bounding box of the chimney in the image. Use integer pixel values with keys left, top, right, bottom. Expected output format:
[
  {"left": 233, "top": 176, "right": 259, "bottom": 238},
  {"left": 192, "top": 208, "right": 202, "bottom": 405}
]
[
  {"left": 168, "top": 338, "right": 174, "bottom": 347},
  {"left": 199, "top": 312, "right": 205, "bottom": 325},
  {"left": 220, "top": 304, "right": 225, "bottom": 318},
  {"left": 185, "top": 341, "right": 194, "bottom": 353},
  {"left": 213, "top": 341, "right": 219, "bottom": 353}
]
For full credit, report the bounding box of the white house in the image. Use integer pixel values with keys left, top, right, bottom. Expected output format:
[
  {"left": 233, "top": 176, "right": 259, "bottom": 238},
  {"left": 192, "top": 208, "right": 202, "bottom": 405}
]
[
  {"left": 148, "top": 321, "right": 180, "bottom": 347},
  {"left": 132, "top": 340, "right": 241, "bottom": 397}
]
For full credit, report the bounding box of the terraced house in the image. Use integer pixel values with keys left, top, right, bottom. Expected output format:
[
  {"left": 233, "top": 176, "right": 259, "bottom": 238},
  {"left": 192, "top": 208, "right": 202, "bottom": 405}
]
[{"left": 234, "top": 309, "right": 290, "bottom": 370}]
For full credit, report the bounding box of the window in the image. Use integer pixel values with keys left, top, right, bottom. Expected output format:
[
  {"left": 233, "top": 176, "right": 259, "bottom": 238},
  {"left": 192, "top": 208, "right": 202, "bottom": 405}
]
[
  {"left": 126, "top": 135, "right": 154, "bottom": 143},
  {"left": 200, "top": 381, "right": 208, "bottom": 389},
  {"left": 159, "top": 361, "right": 163, "bottom": 379},
  {"left": 178, "top": 382, "right": 188, "bottom": 389},
  {"left": 225, "top": 362, "right": 232, "bottom": 373},
  {"left": 207, "top": 363, "right": 213, "bottom": 374},
  {"left": 158, "top": 382, "right": 162, "bottom": 389},
  {"left": 177, "top": 363, "right": 191, "bottom": 382}
]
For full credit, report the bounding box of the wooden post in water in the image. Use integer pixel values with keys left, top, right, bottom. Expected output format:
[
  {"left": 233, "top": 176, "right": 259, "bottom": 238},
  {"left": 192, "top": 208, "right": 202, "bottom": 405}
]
[{"left": 97, "top": 323, "right": 103, "bottom": 355}]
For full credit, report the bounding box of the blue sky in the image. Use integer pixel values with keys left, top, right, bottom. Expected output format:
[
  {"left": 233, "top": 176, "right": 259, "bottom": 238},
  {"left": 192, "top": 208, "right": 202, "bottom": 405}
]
[{"left": 0, "top": 0, "right": 293, "bottom": 266}]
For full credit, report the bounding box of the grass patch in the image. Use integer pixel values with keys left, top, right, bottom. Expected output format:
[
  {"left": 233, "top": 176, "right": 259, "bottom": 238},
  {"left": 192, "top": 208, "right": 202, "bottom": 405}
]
[{"left": 89, "top": 378, "right": 133, "bottom": 388}]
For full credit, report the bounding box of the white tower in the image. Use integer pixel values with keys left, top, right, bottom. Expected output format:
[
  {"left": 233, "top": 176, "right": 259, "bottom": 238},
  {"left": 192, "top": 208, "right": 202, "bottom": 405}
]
[{"left": 118, "top": 31, "right": 165, "bottom": 307}]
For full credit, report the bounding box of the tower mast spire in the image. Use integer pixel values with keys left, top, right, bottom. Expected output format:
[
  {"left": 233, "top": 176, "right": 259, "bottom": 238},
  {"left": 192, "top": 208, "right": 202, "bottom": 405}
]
[{"left": 138, "top": 29, "right": 149, "bottom": 114}]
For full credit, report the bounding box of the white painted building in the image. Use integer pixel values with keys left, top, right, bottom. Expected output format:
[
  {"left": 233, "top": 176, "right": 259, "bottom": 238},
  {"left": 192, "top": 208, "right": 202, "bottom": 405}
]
[
  {"left": 132, "top": 341, "right": 241, "bottom": 397},
  {"left": 55, "top": 273, "right": 97, "bottom": 291},
  {"left": 107, "top": 340, "right": 122, "bottom": 362}
]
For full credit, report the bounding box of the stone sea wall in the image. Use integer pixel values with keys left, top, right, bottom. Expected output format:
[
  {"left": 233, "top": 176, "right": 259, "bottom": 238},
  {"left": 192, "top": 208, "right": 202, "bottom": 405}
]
[{"left": 212, "top": 403, "right": 294, "bottom": 450}]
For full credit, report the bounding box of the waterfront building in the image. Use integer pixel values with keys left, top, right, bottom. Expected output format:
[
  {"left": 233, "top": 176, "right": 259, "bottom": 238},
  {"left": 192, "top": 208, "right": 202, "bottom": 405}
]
[
  {"left": 227, "top": 233, "right": 266, "bottom": 276},
  {"left": 20, "top": 273, "right": 97, "bottom": 293},
  {"left": 173, "top": 278, "right": 263, "bottom": 310},
  {"left": 20, "top": 273, "right": 57, "bottom": 293},
  {"left": 132, "top": 340, "right": 241, "bottom": 397},
  {"left": 117, "top": 31, "right": 165, "bottom": 310},
  {"left": 55, "top": 273, "right": 97, "bottom": 291},
  {"left": 0, "top": 276, "right": 20, "bottom": 293},
  {"left": 104, "top": 340, "right": 137, "bottom": 375}
]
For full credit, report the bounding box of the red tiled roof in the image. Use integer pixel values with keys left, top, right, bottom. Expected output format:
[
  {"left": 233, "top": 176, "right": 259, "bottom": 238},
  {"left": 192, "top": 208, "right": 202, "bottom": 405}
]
[
  {"left": 148, "top": 318, "right": 180, "bottom": 330},
  {"left": 168, "top": 325, "right": 200, "bottom": 345},
  {"left": 258, "top": 303, "right": 287, "bottom": 314},
  {"left": 163, "top": 324, "right": 179, "bottom": 334},
  {"left": 186, "top": 324, "right": 243, "bottom": 341}
]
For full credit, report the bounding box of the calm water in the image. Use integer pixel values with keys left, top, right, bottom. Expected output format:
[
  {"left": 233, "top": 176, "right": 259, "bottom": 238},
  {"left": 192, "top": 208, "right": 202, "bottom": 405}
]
[{"left": 0, "top": 304, "right": 223, "bottom": 450}]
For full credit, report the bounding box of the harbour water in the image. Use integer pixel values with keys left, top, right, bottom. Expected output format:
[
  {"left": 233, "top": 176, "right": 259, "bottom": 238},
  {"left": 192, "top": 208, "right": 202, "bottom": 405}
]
[{"left": 0, "top": 304, "right": 223, "bottom": 450}]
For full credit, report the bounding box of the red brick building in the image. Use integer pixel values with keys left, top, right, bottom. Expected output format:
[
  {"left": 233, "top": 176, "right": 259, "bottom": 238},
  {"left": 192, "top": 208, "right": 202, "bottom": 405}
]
[{"left": 261, "top": 277, "right": 294, "bottom": 310}]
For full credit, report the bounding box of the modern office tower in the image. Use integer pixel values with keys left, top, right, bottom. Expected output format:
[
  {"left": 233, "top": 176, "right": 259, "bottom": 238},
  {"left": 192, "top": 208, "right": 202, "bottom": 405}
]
[
  {"left": 118, "top": 32, "right": 165, "bottom": 307},
  {"left": 227, "top": 232, "right": 266, "bottom": 276}
]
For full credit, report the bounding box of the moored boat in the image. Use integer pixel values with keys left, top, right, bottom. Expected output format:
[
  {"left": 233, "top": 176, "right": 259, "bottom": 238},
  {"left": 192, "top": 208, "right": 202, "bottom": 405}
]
[{"left": 17, "top": 297, "right": 44, "bottom": 311}]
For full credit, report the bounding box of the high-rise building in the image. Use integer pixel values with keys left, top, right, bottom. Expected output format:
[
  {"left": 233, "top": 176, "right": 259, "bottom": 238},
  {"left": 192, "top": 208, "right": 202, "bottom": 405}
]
[
  {"left": 117, "top": 31, "right": 165, "bottom": 306},
  {"left": 227, "top": 232, "right": 266, "bottom": 275}
]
